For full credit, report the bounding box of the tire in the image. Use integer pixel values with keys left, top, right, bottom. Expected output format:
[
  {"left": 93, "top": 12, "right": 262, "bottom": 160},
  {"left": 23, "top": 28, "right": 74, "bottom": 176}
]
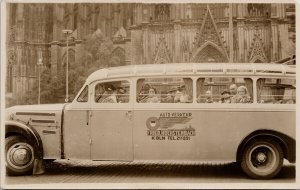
[
  {"left": 5, "top": 136, "right": 36, "bottom": 175},
  {"left": 240, "top": 138, "right": 283, "bottom": 179}
]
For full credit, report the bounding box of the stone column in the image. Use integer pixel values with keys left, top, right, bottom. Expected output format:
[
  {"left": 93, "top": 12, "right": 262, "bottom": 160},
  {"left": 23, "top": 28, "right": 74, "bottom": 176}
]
[
  {"left": 237, "top": 4, "right": 244, "bottom": 19},
  {"left": 271, "top": 4, "right": 278, "bottom": 18},
  {"left": 130, "top": 27, "right": 143, "bottom": 65},
  {"left": 175, "top": 4, "right": 180, "bottom": 20},
  {"left": 237, "top": 20, "right": 245, "bottom": 62},
  {"left": 14, "top": 4, "right": 26, "bottom": 103},
  {"left": 174, "top": 20, "right": 181, "bottom": 62},
  {"left": 124, "top": 39, "right": 131, "bottom": 65},
  {"left": 229, "top": 4, "right": 234, "bottom": 62},
  {"left": 278, "top": 22, "right": 289, "bottom": 59},
  {"left": 51, "top": 4, "right": 64, "bottom": 76},
  {"left": 270, "top": 20, "right": 279, "bottom": 61},
  {"left": 142, "top": 22, "right": 150, "bottom": 64}
]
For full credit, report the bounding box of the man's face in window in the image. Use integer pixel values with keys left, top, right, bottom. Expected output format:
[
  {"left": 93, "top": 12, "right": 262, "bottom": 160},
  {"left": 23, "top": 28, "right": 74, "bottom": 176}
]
[
  {"left": 96, "top": 85, "right": 105, "bottom": 94},
  {"left": 229, "top": 84, "right": 237, "bottom": 95}
]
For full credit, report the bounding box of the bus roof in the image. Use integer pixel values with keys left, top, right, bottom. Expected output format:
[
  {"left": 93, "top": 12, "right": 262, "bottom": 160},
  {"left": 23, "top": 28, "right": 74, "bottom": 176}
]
[{"left": 86, "top": 63, "right": 296, "bottom": 84}]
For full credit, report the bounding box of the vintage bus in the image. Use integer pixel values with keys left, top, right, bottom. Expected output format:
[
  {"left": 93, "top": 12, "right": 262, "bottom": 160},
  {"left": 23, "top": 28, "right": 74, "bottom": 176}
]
[{"left": 5, "top": 63, "right": 296, "bottom": 179}]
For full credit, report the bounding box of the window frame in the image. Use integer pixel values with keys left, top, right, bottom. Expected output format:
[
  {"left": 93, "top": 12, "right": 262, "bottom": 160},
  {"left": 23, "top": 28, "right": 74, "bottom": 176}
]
[
  {"left": 256, "top": 77, "right": 296, "bottom": 105},
  {"left": 90, "top": 78, "right": 132, "bottom": 107},
  {"left": 76, "top": 85, "right": 89, "bottom": 103},
  {"left": 135, "top": 76, "right": 194, "bottom": 104},
  {"left": 195, "top": 76, "right": 255, "bottom": 104}
]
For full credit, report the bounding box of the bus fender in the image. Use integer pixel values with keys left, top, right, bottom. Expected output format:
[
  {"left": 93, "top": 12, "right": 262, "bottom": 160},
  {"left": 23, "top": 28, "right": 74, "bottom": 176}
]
[
  {"left": 236, "top": 129, "right": 295, "bottom": 163},
  {"left": 5, "top": 120, "right": 45, "bottom": 175}
]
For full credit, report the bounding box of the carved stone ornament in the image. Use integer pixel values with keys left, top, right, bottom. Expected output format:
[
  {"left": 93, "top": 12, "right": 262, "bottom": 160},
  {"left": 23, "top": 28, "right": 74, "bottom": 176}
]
[
  {"left": 248, "top": 32, "right": 267, "bottom": 63},
  {"left": 7, "top": 48, "right": 16, "bottom": 65},
  {"left": 192, "top": 5, "right": 229, "bottom": 62},
  {"left": 153, "top": 36, "right": 172, "bottom": 64}
]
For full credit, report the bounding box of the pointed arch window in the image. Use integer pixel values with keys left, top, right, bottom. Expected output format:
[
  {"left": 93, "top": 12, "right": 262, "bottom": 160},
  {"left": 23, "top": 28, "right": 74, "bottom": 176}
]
[
  {"left": 154, "top": 4, "right": 170, "bottom": 21},
  {"left": 247, "top": 4, "right": 271, "bottom": 17}
]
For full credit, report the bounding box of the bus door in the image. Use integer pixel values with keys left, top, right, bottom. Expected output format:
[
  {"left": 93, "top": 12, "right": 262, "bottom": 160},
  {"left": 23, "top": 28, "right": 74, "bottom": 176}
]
[{"left": 90, "top": 80, "right": 133, "bottom": 161}]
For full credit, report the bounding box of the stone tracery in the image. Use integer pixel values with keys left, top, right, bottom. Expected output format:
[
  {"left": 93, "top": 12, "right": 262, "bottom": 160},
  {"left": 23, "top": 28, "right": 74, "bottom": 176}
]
[
  {"left": 153, "top": 37, "right": 172, "bottom": 64},
  {"left": 248, "top": 32, "right": 268, "bottom": 63},
  {"left": 191, "top": 5, "right": 229, "bottom": 63}
]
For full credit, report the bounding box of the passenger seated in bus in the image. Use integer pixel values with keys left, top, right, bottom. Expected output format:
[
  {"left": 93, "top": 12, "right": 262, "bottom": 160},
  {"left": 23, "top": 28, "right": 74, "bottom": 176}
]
[
  {"left": 285, "top": 99, "right": 295, "bottom": 104},
  {"left": 229, "top": 84, "right": 237, "bottom": 96},
  {"left": 166, "top": 87, "right": 178, "bottom": 103},
  {"left": 231, "top": 85, "right": 251, "bottom": 103},
  {"left": 144, "top": 87, "right": 160, "bottom": 103},
  {"left": 274, "top": 99, "right": 283, "bottom": 104},
  {"left": 101, "top": 85, "right": 118, "bottom": 103},
  {"left": 178, "top": 85, "right": 192, "bottom": 103},
  {"left": 205, "top": 90, "right": 214, "bottom": 103},
  {"left": 138, "top": 84, "right": 151, "bottom": 103},
  {"left": 95, "top": 84, "right": 107, "bottom": 102},
  {"left": 174, "top": 88, "right": 182, "bottom": 103},
  {"left": 116, "top": 87, "right": 128, "bottom": 103},
  {"left": 219, "top": 89, "right": 231, "bottom": 103}
]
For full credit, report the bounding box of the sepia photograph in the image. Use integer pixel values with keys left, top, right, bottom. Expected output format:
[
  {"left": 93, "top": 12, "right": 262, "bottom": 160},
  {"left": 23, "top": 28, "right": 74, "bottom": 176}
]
[{"left": 1, "top": 0, "right": 298, "bottom": 189}]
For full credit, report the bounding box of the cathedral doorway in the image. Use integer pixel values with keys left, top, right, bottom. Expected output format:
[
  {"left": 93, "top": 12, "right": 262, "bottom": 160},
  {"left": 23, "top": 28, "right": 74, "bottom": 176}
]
[{"left": 191, "top": 43, "right": 228, "bottom": 63}]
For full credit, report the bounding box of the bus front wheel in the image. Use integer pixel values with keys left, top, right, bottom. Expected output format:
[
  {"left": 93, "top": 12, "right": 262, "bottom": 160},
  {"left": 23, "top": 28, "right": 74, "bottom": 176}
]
[
  {"left": 241, "top": 138, "right": 283, "bottom": 179},
  {"left": 5, "top": 136, "right": 35, "bottom": 175}
]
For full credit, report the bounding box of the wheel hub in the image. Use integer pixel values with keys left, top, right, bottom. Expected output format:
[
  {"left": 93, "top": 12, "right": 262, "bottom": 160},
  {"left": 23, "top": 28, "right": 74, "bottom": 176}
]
[
  {"left": 7, "top": 142, "right": 34, "bottom": 169},
  {"left": 256, "top": 152, "right": 267, "bottom": 163},
  {"left": 12, "top": 147, "right": 31, "bottom": 165}
]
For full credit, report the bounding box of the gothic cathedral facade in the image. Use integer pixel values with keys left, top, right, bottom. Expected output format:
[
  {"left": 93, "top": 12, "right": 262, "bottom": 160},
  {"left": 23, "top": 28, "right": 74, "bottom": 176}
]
[{"left": 6, "top": 3, "right": 295, "bottom": 104}]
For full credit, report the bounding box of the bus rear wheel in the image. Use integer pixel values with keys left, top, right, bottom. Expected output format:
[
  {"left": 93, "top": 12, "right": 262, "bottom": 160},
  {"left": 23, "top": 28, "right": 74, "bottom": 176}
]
[
  {"left": 241, "top": 138, "right": 283, "bottom": 179},
  {"left": 5, "top": 136, "right": 35, "bottom": 175}
]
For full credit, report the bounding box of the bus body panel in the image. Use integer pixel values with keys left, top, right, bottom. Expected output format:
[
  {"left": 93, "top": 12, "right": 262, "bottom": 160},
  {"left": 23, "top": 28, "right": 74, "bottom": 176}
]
[
  {"left": 133, "top": 108, "right": 295, "bottom": 162},
  {"left": 64, "top": 109, "right": 91, "bottom": 159},
  {"left": 5, "top": 104, "right": 64, "bottom": 159},
  {"left": 90, "top": 109, "right": 134, "bottom": 161}
]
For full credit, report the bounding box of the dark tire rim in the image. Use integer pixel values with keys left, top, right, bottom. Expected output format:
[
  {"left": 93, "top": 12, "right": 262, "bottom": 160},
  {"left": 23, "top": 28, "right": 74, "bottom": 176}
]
[{"left": 248, "top": 144, "right": 277, "bottom": 175}]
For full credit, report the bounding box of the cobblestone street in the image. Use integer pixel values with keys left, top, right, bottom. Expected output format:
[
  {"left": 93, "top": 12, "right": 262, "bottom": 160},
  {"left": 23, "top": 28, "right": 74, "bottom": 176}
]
[{"left": 5, "top": 160, "right": 295, "bottom": 187}]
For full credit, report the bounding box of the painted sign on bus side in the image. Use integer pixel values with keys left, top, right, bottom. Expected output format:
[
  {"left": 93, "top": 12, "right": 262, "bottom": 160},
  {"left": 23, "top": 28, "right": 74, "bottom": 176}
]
[{"left": 146, "top": 112, "right": 195, "bottom": 141}]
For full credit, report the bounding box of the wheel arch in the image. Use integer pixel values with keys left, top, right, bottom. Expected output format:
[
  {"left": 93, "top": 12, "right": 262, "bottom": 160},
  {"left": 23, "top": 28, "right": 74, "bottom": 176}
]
[
  {"left": 5, "top": 120, "right": 44, "bottom": 159},
  {"left": 236, "top": 129, "right": 295, "bottom": 163}
]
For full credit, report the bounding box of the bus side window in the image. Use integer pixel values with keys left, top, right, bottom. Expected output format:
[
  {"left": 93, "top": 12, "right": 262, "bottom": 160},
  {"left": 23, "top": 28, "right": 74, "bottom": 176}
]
[
  {"left": 196, "top": 77, "right": 253, "bottom": 104},
  {"left": 137, "top": 78, "right": 193, "bottom": 103},
  {"left": 77, "top": 85, "right": 88, "bottom": 102},
  {"left": 257, "top": 78, "right": 296, "bottom": 104},
  {"left": 94, "top": 80, "right": 130, "bottom": 103}
]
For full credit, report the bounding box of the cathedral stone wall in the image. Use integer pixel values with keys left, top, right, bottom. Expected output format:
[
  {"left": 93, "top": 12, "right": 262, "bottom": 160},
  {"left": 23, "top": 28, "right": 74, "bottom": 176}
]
[{"left": 6, "top": 3, "right": 295, "bottom": 105}]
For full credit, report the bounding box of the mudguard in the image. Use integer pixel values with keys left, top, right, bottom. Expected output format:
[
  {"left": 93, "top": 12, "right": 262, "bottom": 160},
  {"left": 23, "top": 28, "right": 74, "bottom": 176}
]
[{"left": 237, "top": 129, "right": 296, "bottom": 163}]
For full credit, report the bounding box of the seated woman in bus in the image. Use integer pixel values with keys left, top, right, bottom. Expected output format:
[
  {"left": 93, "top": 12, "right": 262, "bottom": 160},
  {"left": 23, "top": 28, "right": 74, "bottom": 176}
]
[
  {"left": 116, "top": 87, "right": 128, "bottom": 103},
  {"left": 174, "top": 89, "right": 182, "bottom": 103},
  {"left": 164, "top": 92, "right": 174, "bottom": 103},
  {"left": 163, "top": 87, "right": 177, "bottom": 103},
  {"left": 204, "top": 90, "right": 214, "bottom": 103},
  {"left": 138, "top": 84, "right": 151, "bottom": 103},
  {"left": 101, "top": 85, "right": 118, "bottom": 103},
  {"left": 219, "top": 89, "right": 231, "bottom": 103},
  {"left": 178, "top": 85, "right": 192, "bottom": 103},
  {"left": 231, "top": 86, "right": 251, "bottom": 103},
  {"left": 95, "top": 84, "right": 108, "bottom": 102},
  {"left": 144, "top": 87, "right": 160, "bottom": 103}
]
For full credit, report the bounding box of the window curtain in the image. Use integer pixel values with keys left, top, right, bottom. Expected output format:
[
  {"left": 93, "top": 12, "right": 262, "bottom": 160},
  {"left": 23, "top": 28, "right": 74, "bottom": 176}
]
[
  {"left": 136, "top": 79, "right": 145, "bottom": 98},
  {"left": 244, "top": 78, "right": 253, "bottom": 98},
  {"left": 256, "top": 78, "right": 265, "bottom": 102},
  {"left": 183, "top": 78, "right": 193, "bottom": 97},
  {"left": 272, "top": 88, "right": 285, "bottom": 101},
  {"left": 196, "top": 78, "right": 205, "bottom": 103}
]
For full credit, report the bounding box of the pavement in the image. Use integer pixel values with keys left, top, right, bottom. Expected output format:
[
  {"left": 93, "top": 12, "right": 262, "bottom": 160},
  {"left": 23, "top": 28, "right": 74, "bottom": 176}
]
[{"left": 3, "top": 160, "right": 296, "bottom": 188}]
